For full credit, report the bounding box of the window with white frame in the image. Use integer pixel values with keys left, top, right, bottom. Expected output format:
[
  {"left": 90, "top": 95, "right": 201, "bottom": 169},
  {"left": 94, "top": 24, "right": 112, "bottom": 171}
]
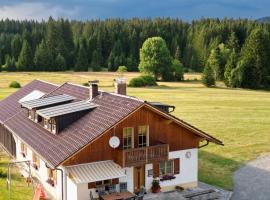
[
  {"left": 123, "top": 127, "right": 133, "bottom": 149},
  {"left": 159, "top": 160, "right": 173, "bottom": 176},
  {"left": 138, "top": 125, "right": 148, "bottom": 147}
]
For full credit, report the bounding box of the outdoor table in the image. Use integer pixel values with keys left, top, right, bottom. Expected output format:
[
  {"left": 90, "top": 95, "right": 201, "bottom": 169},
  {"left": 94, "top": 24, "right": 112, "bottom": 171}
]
[{"left": 101, "top": 191, "right": 135, "bottom": 200}]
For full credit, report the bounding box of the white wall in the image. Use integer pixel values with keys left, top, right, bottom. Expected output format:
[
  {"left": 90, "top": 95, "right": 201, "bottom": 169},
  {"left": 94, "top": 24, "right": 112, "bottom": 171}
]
[
  {"left": 15, "top": 138, "right": 62, "bottom": 200},
  {"left": 67, "top": 176, "right": 78, "bottom": 200},
  {"left": 145, "top": 148, "right": 198, "bottom": 191},
  {"left": 120, "top": 167, "right": 134, "bottom": 193}
]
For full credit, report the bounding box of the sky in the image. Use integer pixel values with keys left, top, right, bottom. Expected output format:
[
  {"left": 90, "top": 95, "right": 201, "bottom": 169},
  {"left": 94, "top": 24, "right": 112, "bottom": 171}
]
[{"left": 0, "top": 0, "right": 268, "bottom": 21}]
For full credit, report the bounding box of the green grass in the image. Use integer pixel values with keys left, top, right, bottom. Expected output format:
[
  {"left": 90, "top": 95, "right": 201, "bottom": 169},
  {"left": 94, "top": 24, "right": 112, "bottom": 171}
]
[
  {"left": 1, "top": 72, "right": 270, "bottom": 191},
  {"left": 0, "top": 148, "right": 33, "bottom": 200}
]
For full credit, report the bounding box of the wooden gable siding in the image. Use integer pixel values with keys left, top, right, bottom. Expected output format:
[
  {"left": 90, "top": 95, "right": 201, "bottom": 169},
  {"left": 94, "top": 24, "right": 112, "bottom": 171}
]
[
  {"left": 62, "top": 105, "right": 201, "bottom": 166},
  {"left": 0, "top": 124, "right": 16, "bottom": 157}
]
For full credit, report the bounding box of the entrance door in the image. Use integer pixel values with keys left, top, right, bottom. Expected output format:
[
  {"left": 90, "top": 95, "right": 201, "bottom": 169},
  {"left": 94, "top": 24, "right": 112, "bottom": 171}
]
[{"left": 133, "top": 166, "right": 145, "bottom": 193}]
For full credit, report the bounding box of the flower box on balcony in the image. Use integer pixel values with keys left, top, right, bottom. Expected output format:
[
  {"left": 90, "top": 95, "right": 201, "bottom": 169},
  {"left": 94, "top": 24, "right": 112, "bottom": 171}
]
[
  {"left": 46, "top": 179, "right": 55, "bottom": 187},
  {"left": 160, "top": 175, "right": 176, "bottom": 182}
]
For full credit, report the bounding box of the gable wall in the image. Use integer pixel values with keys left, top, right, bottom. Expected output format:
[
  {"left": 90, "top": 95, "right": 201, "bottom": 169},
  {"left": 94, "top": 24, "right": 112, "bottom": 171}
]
[{"left": 62, "top": 106, "right": 202, "bottom": 166}]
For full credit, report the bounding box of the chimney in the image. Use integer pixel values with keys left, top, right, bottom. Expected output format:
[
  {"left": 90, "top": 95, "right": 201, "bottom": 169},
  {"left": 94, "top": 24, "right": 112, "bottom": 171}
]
[
  {"left": 89, "top": 80, "right": 99, "bottom": 99},
  {"left": 114, "top": 78, "right": 127, "bottom": 95}
]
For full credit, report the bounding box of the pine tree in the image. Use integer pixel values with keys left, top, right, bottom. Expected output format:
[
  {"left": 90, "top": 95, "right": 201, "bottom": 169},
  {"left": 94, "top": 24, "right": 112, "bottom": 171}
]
[
  {"left": 202, "top": 64, "right": 215, "bottom": 87},
  {"left": 206, "top": 48, "right": 222, "bottom": 80},
  {"left": 236, "top": 28, "right": 270, "bottom": 88},
  {"left": 227, "top": 32, "right": 240, "bottom": 52},
  {"left": 55, "top": 53, "right": 66, "bottom": 71},
  {"left": 11, "top": 34, "right": 22, "bottom": 60},
  {"left": 17, "top": 40, "right": 33, "bottom": 71},
  {"left": 224, "top": 49, "right": 238, "bottom": 87},
  {"left": 74, "top": 39, "right": 89, "bottom": 71},
  {"left": 34, "top": 40, "right": 53, "bottom": 71},
  {"left": 90, "top": 50, "right": 101, "bottom": 71},
  {"left": 174, "top": 46, "right": 181, "bottom": 60},
  {"left": 4, "top": 55, "right": 16, "bottom": 72}
]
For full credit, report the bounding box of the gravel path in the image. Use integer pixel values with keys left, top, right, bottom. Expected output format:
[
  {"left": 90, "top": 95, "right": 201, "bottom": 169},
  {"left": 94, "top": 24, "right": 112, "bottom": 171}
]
[{"left": 232, "top": 155, "right": 270, "bottom": 200}]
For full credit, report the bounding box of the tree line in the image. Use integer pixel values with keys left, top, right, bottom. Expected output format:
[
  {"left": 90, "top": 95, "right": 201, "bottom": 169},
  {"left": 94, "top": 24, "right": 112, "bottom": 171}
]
[{"left": 0, "top": 17, "right": 270, "bottom": 88}]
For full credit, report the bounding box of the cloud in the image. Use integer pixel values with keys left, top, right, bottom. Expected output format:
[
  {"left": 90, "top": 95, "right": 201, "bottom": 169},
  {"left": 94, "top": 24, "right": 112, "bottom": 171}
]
[
  {"left": 0, "top": 0, "right": 268, "bottom": 21},
  {"left": 0, "top": 2, "right": 79, "bottom": 21}
]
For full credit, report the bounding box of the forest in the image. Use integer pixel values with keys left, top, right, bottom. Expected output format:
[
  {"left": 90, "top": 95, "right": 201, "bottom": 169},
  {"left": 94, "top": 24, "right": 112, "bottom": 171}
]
[{"left": 0, "top": 17, "right": 270, "bottom": 88}]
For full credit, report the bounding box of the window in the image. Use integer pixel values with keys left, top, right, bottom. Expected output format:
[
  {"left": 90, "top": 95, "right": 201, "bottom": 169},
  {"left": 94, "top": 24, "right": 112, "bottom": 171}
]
[
  {"left": 159, "top": 160, "right": 173, "bottom": 176},
  {"left": 138, "top": 125, "right": 148, "bottom": 147},
  {"left": 123, "top": 127, "right": 133, "bottom": 149},
  {"left": 47, "top": 169, "right": 57, "bottom": 186},
  {"left": 51, "top": 118, "right": 57, "bottom": 134},
  {"left": 32, "top": 153, "right": 40, "bottom": 170},
  {"left": 20, "top": 143, "right": 27, "bottom": 157}
]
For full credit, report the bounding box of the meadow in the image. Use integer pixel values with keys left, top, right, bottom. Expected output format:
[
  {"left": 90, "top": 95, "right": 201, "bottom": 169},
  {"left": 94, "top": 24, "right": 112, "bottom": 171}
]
[{"left": 0, "top": 71, "right": 270, "bottom": 196}]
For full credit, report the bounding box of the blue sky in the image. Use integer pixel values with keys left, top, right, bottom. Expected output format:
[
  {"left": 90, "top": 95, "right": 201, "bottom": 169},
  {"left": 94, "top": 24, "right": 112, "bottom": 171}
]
[{"left": 0, "top": 0, "right": 268, "bottom": 21}]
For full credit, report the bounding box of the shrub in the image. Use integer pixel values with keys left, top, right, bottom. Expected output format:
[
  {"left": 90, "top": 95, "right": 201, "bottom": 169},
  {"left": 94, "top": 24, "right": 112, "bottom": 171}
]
[
  {"left": 0, "top": 169, "right": 7, "bottom": 178},
  {"left": 129, "top": 75, "right": 157, "bottom": 87},
  {"left": 82, "top": 82, "right": 89, "bottom": 87},
  {"left": 141, "top": 75, "right": 157, "bottom": 86},
  {"left": 9, "top": 81, "right": 21, "bottom": 88},
  {"left": 129, "top": 77, "right": 145, "bottom": 87}
]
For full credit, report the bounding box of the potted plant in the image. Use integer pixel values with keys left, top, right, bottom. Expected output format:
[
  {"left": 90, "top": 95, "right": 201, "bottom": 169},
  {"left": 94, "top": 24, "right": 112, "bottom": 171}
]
[
  {"left": 151, "top": 179, "right": 161, "bottom": 193},
  {"left": 160, "top": 174, "right": 176, "bottom": 181}
]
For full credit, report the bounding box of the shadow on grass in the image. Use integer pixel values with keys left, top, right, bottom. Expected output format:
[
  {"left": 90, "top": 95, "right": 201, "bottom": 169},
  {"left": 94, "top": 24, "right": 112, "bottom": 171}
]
[{"left": 199, "top": 150, "right": 241, "bottom": 190}]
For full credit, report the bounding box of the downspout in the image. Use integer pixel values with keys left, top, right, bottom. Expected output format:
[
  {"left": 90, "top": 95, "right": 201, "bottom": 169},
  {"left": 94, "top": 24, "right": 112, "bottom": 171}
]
[
  {"left": 45, "top": 164, "right": 64, "bottom": 200},
  {"left": 198, "top": 140, "right": 209, "bottom": 149}
]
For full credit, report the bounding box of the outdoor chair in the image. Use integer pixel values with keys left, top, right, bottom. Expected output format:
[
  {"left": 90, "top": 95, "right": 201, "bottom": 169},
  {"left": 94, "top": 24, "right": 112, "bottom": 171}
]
[
  {"left": 108, "top": 184, "right": 117, "bottom": 194},
  {"left": 134, "top": 194, "right": 144, "bottom": 200},
  {"left": 139, "top": 187, "right": 146, "bottom": 195}
]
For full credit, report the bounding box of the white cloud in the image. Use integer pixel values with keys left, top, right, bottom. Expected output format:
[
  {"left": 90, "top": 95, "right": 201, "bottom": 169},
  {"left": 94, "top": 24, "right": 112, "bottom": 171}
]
[{"left": 0, "top": 2, "right": 79, "bottom": 21}]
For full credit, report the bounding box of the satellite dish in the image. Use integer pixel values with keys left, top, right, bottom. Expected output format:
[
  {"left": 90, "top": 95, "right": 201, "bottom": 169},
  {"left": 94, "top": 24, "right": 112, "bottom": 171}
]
[{"left": 109, "top": 136, "right": 120, "bottom": 148}]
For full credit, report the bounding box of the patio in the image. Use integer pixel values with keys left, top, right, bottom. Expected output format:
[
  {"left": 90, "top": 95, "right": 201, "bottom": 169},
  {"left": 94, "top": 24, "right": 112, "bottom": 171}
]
[{"left": 144, "top": 182, "right": 232, "bottom": 200}]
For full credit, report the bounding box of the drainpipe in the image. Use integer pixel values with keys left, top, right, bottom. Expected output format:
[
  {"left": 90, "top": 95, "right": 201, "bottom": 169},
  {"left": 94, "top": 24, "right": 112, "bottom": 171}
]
[
  {"left": 198, "top": 140, "right": 209, "bottom": 149},
  {"left": 45, "top": 164, "right": 64, "bottom": 200}
]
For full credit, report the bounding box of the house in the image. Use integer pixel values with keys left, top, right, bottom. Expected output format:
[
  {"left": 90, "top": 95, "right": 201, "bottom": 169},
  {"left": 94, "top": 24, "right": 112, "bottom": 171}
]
[{"left": 0, "top": 79, "right": 223, "bottom": 200}]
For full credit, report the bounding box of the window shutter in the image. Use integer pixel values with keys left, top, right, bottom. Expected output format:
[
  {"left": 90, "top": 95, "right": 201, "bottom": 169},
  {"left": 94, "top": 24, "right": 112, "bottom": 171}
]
[
  {"left": 174, "top": 158, "right": 180, "bottom": 174},
  {"left": 112, "top": 178, "right": 119, "bottom": 184},
  {"left": 88, "top": 182, "right": 96, "bottom": 189},
  {"left": 153, "top": 163, "right": 159, "bottom": 178}
]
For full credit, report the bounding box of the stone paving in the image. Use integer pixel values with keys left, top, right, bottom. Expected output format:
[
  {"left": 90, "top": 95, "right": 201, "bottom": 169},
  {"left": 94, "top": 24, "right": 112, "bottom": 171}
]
[
  {"left": 144, "top": 182, "right": 232, "bottom": 200},
  {"left": 232, "top": 155, "right": 270, "bottom": 200}
]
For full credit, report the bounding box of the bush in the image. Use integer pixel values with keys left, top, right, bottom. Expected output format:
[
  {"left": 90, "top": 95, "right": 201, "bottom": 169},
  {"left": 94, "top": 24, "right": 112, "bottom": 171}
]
[
  {"left": 129, "top": 77, "right": 145, "bottom": 87},
  {"left": 129, "top": 75, "right": 157, "bottom": 87},
  {"left": 82, "top": 82, "right": 89, "bottom": 86},
  {"left": 9, "top": 81, "right": 21, "bottom": 88},
  {"left": 140, "top": 75, "right": 157, "bottom": 86},
  {"left": 0, "top": 169, "right": 7, "bottom": 178}
]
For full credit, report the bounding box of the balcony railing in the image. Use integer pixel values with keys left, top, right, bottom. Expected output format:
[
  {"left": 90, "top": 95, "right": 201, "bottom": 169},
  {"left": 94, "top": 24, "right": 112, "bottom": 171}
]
[{"left": 122, "top": 144, "right": 169, "bottom": 167}]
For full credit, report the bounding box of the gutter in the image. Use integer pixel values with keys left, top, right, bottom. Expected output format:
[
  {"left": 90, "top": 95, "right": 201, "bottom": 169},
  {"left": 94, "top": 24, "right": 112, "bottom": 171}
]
[
  {"left": 45, "top": 163, "right": 64, "bottom": 200},
  {"left": 198, "top": 140, "right": 209, "bottom": 149}
]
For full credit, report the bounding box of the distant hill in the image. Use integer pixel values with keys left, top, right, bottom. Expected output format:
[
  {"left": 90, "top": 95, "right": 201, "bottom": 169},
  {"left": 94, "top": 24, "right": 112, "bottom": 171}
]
[{"left": 257, "top": 17, "right": 270, "bottom": 23}]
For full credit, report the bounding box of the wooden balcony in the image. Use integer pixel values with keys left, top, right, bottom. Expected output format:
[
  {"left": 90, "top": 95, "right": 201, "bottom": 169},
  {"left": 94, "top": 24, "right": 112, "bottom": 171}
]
[{"left": 122, "top": 144, "right": 169, "bottom": 167}]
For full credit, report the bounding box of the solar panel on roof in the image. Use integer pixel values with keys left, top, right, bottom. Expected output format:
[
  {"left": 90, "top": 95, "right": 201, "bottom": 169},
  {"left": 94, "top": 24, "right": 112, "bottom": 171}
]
[
  {"left": 20, "top": 94, "right": 76, "bottom": 109},
  {"left": 36, "top": 101, "right": 98, "bottom": 119}
]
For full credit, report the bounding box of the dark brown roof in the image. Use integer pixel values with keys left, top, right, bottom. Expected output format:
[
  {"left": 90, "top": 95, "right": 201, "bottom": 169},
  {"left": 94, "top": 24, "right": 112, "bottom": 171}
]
[
  {"left": 0, "top": 80, "right": 57, "bottom": 123},
  {"left": 2, "top": 81, "right": 222, "bottom": 168},
  {"left": 4, "top": 83, "right": 144, "bottom": 167}
]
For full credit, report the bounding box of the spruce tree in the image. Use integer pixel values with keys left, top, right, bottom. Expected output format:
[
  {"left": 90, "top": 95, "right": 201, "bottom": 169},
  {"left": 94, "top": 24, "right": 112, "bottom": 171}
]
[
  {"left": 202, "top": 64, "right": 215, "bottom": 87},
  {"left": 90, "top": 50, "right": 101, "bottom": 71},
  {"left": 224, "top": 49, "right": 238, "bottom": 87},
  {"left": 206, "top": 48, "right": 222, "bottom": 81},
  {"left": 34, "top": 40, "right": 53, "bottom": 71},
  {"left": 227, "top": 32, "right": 240, "bottom": 52},
  {"left": 174, "top": 46, "right": 181, "bottom": 60},
  {"left": 4, "top": 55, "right": 16, "bottom": 72},
  {"left": 55, "top": 53, "right": 66, "bottom": 71},
  {"left": 17, "top": 40, "right": 33, "bottom": 71},
  {"left": 74, "top": 40, "right": 89, "bottom": 71}
]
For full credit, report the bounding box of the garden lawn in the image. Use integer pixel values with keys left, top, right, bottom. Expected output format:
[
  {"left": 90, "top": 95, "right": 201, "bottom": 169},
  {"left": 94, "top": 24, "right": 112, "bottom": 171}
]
[
  {"left": 0, "top": 147, "right": 33, "bottom": 200},
  {"left": 1, "top": 72, "right": 270, "bottom": 191}
]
